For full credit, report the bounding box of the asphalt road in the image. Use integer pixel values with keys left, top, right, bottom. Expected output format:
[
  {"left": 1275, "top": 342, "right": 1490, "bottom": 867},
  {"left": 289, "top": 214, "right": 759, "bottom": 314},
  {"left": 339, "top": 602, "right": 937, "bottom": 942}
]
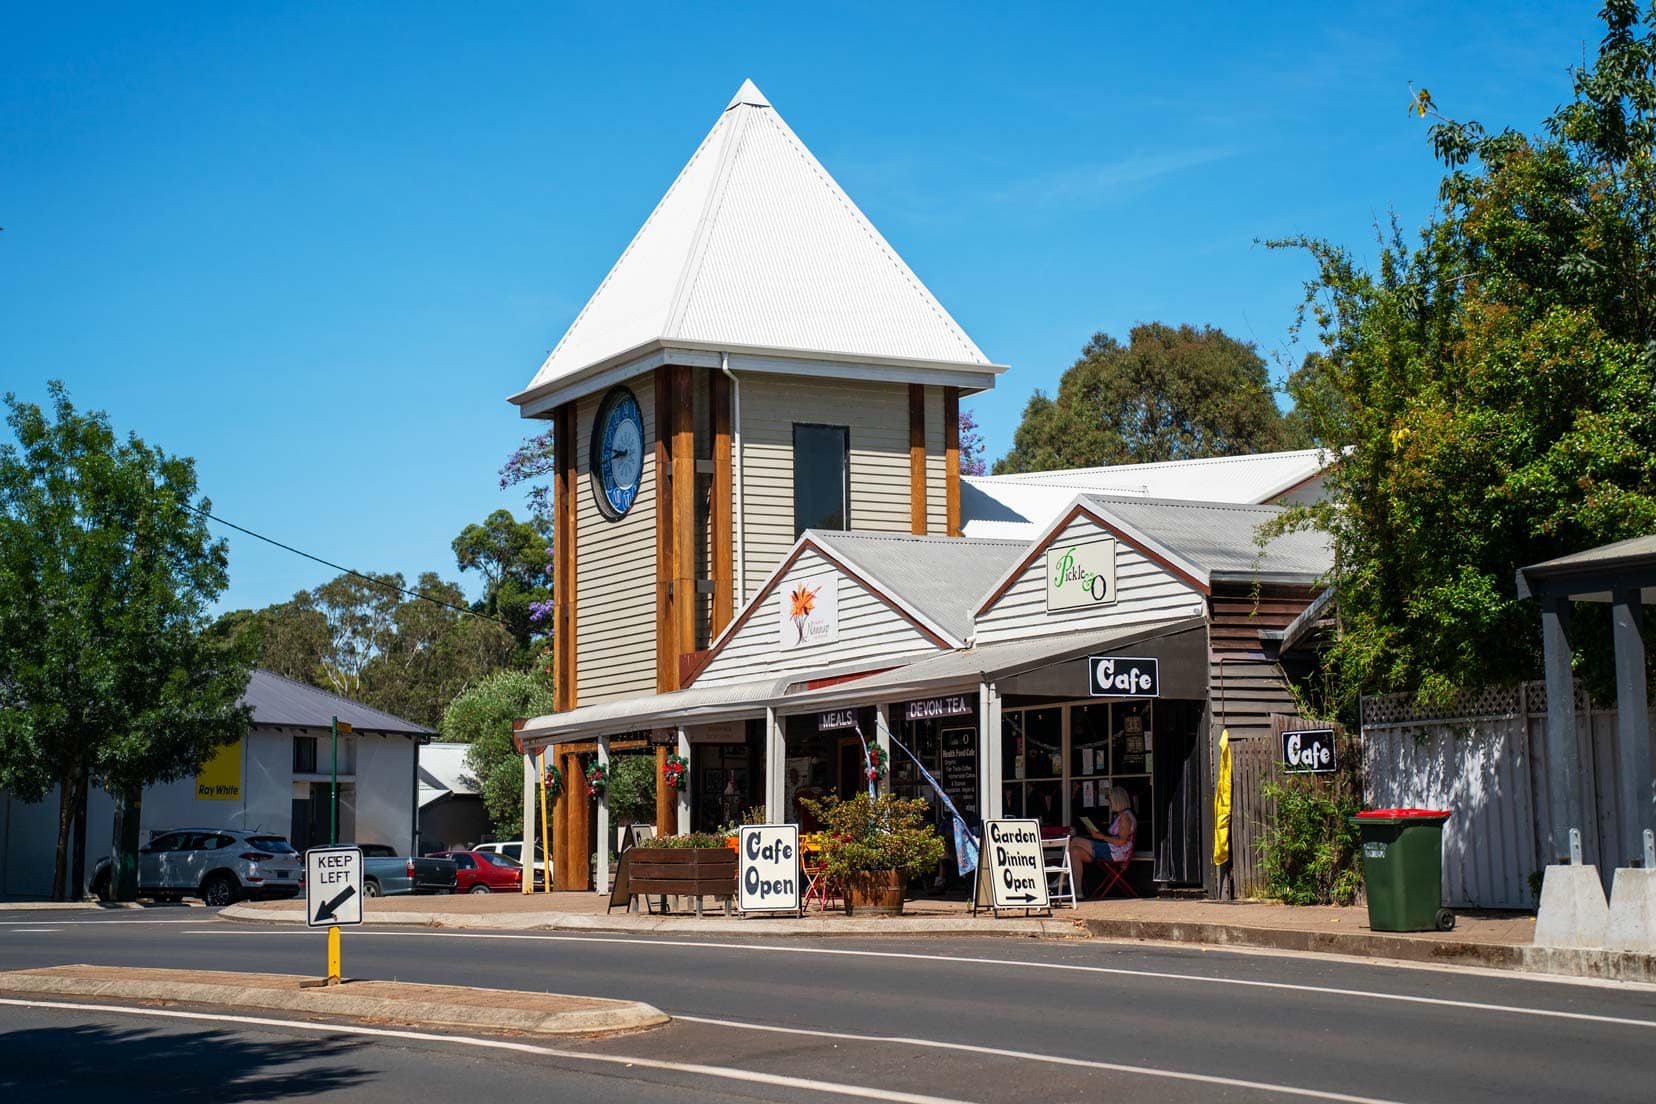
[{"left": 2, "top": 908, "right": 1655, "bottom": 1103}]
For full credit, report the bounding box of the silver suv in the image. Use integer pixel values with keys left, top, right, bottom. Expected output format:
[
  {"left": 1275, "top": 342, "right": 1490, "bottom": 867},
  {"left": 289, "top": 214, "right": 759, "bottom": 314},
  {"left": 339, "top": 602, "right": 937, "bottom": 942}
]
[{"left": 90, "top": 828, "right": 302, "bottom": 906}]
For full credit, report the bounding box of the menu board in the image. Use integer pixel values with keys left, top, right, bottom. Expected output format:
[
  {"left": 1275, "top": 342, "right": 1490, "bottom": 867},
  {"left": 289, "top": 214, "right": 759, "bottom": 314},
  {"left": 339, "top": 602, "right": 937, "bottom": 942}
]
[{"left": 940, "top": 727, "right": 978, "bottom": 817}]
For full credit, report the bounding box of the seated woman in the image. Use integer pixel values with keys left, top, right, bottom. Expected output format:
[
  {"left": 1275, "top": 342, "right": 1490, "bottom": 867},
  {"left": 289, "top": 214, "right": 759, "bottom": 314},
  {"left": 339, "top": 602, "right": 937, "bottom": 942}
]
[{"left": 1067, "top": 786, "right": 1136, "bottom": 875}]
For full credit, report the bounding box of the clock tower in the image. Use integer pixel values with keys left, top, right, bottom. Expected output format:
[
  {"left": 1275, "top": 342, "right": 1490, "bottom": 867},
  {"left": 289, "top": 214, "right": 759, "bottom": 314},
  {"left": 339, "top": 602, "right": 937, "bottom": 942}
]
[{"left": 510, "top": 80, "right": 1004, "bottom": 712}]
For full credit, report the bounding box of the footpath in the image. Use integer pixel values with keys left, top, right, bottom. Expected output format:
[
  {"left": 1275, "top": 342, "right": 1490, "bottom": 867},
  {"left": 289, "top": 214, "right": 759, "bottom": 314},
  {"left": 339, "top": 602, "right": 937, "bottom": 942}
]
[{"left": 221, "top": 891, "right": 1656, "bottom": 983}]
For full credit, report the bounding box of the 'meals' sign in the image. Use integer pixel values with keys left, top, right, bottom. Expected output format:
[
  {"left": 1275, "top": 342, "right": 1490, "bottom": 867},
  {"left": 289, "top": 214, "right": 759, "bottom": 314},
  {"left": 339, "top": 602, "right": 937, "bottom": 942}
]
[
  {"left": 1281, "top": 728, "right": 1338, "bottom": 774},
  {"left": 1088, "top": 655, "right": 1159, "bottom": 697},
  {"left": 1046, "top": 538, "right": 1118, "bottom": 612}
]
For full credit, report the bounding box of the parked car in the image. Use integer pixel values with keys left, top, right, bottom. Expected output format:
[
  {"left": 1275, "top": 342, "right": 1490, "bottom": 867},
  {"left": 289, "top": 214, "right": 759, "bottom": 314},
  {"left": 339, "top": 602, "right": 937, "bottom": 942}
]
[
  {"left": 429, "top": 849, "right": 523, "bottom": 893},
  {"left": 344, "top": 843, "right": 457, "bottom": 897},
  {"left": 475, "top": 839, "right": 549, "bottom": 888},
  {"left": 88, "top": 828, "right": 301, "bottom": 906}
]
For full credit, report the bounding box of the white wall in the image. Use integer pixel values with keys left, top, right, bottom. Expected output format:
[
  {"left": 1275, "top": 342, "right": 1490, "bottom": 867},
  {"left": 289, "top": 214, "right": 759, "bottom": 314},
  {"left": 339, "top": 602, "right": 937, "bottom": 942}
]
[
  {"left": 695, "top": 544, "right": 947, "bottom": 687},
  {"left": 0, "top": 725, "right": 419, "bottom": 899}
]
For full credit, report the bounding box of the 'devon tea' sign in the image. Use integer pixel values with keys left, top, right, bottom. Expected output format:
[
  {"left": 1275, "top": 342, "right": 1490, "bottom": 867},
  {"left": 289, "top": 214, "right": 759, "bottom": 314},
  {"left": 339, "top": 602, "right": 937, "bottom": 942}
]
[
  {"left": 1045, "top": 538, "right": 1118, "bottom": 612},
  {"left": 778, "top": 572, "right": 839, "bottom": 650}
]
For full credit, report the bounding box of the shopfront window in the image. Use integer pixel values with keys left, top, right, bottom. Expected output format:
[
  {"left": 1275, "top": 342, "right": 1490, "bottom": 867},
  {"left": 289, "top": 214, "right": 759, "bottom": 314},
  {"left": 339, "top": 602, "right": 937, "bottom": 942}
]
[
  {"left": 1001, "top": 708, "right": 1062, "bottom": 822},
  {"left": 1001, "top": 700, "right": 1158, "bottom": 844}
]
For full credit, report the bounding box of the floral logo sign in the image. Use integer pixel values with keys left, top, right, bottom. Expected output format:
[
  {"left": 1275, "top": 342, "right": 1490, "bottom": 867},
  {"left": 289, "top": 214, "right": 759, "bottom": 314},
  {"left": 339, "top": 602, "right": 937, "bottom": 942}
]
[{"left": 778, "top": 571, "right": 839, "bottom": 650}]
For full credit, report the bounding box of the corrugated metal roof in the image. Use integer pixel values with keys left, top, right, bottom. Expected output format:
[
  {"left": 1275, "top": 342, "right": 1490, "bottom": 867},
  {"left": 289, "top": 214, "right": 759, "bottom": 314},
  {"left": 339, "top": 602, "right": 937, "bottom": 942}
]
[
  {"left": 512, "top": 79, "right": 997, "bottom": 407},
  {"left": 418, "top": 742, "right": 480, "bottom": 798},
  {"left": 241, "top": 669, "right": 433, "bottom": 736},
  {"left": 519, "top": 673, "right": 789, "bottom": 748},
  {"left": 1081, "top": 494, "right": 1332, "bottom": 582},
  {"left": 806, "top": 530, "right": 1027, "bottom": 643},
  {"left": 961, "top": 448, "right": 1334, "bottom": 541}
]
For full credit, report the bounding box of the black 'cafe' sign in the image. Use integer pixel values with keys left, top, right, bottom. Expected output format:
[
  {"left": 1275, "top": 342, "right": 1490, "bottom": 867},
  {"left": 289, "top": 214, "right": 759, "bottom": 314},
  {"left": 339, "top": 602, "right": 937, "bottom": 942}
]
[{"left": 1087, "top": 655, "right": 1159, "bottom": 698}]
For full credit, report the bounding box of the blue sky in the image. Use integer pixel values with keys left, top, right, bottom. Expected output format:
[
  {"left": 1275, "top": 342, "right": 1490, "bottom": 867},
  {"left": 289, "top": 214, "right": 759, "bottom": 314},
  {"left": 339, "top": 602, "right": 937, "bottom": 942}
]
[{"left": 2, "top": 2, "right": 1605, "bottom": 612}]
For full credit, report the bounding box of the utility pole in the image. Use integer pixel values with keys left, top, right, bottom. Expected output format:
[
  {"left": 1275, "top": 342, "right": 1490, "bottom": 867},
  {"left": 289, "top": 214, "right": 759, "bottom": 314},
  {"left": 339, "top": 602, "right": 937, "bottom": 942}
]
[{"left": 331, "top": 718, "right": 354, "bottom": 845}]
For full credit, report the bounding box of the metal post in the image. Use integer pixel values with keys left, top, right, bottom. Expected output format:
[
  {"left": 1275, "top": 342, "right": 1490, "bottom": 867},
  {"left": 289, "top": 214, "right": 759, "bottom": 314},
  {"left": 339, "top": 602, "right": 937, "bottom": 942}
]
[
  {"left": 538, "top": 749, "right": 553, "bottom": 894},
  {"left": 676, "top": 726, "right": 692, "bottom": 833},
  {"left": 520, "top": 753, "right": 535, "bottom": 894},
  {"left": 1541, "top": 596, "right": 1579, "bottom": 862},
  {"left": 595, "top": 736, "right": 611, "bottom": 894},
  {"left": 326, "top": 924, "right": 341, "bottom": 983},
  {"left": 978, "top": 681, "right": 1003, "bottom": 823},
  {"left": 330, "top": 716, "right": 339, "bottom": 846},
  {"left": 765, "top": 708, "right": 784, "bottom": 822},
  {"left": 1612, "top": 587, "right": 1653, "bottom": 864},
  {"left": 874, "top": 704, "right": 893, "bottom": 798},
  {"left": 1644, "top": 830, "right": 1655, "bottom": 870}
]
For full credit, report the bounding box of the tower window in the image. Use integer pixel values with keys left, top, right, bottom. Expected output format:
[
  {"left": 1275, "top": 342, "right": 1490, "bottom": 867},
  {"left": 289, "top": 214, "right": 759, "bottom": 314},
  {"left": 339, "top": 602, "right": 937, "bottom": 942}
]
[{"left": 793, "top": 424, "right": 850, "bottom": 536}]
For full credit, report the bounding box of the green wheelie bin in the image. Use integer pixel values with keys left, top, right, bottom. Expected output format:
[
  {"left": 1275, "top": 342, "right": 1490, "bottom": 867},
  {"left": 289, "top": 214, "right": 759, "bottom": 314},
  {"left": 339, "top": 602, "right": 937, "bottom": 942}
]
[{"left": 1350, "top": 808, "right": 1455, "bottom": 932}]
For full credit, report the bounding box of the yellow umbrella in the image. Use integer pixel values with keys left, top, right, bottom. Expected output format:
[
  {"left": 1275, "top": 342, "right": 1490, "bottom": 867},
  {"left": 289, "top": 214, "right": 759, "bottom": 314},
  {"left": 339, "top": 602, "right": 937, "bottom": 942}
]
[{"left": 1212, "top": 728, "right": 1232, "bottom": 866}]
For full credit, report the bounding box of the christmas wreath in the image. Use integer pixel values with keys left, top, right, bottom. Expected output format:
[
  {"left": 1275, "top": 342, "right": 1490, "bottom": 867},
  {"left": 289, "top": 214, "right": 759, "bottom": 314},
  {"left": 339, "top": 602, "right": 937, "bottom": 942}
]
[
  {"left": 585, "top": 760, "right": 608, "bottom": 797},
  {"left": 543, "top": 764, "right": 564, "bottom": 799},
  {"left": 663, "top": 753, "right": 689, "bottom": 791},
  {"left": 865, "top": 745, "right": 886, "bottom": 783}
]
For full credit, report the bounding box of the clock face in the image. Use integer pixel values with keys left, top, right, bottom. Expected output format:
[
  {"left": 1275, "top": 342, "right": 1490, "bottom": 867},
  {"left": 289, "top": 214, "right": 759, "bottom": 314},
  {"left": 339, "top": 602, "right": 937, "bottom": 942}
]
[{"left": 590, "top": 387, "right": 644, "bottom": 520}]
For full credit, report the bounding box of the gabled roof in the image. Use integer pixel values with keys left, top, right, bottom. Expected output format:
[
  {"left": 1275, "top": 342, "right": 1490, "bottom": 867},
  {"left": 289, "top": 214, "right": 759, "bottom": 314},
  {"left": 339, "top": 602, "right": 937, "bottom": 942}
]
[
  {"left": 961, "top": 448, "right": 1335, "bottom": 541},
  {"left": 241, "top": 670, "right": 433, "bottom": 737},
  {"left": 418, "top": 742, "right": 480, "bottom": 799},
  {"left": 805, "top": 530, "right": 1027, "bottom": 643},
  {"left": 510, "top": 79, "right": 1003, "bottom": 414},
  {"left": 974, "top": 494, "right": 1332, "bottom": 615}
]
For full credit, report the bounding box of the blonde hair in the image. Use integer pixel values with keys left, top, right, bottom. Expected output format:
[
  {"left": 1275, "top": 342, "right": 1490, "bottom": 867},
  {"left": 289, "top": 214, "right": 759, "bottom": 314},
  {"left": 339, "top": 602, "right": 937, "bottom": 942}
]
[{"left": 1108, "top": 786, "right": 1132, "bottom": 814}]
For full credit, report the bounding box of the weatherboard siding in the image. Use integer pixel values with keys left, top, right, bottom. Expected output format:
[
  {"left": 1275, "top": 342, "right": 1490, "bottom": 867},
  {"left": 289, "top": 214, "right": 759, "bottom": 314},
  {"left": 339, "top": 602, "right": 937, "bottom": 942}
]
[
  {"left": 972, "top": 514, "right": 1206, "bottom": 644},
  {"left": 575, "top": 373, "right": 659, "bottom": 704},
  {"left": 696, "top": 546, "right": 944, "bottom": 688},
  {"left": 738, "top": 375, "right": 915, "bottom": 603}
]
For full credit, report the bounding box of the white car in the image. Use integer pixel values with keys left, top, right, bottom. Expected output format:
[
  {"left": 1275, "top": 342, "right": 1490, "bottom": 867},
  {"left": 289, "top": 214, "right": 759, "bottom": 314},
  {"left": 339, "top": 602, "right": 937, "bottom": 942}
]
[{"left": 89, "top": 828, "right": 302, "bottom": 906}]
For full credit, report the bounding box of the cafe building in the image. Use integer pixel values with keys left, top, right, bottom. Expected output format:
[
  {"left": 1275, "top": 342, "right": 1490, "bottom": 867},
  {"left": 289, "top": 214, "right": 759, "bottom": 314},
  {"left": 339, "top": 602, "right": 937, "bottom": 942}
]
[{"left": 508, "top": 80, "right": 1333, "bottom": 897}]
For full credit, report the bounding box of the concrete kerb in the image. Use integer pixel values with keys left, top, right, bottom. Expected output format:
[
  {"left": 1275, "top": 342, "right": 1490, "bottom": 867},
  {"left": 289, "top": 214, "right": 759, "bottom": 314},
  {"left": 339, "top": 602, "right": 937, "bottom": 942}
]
[
  {"left": 0, "top": 967, "right": 669, "bottom": 1036},
  {"left": 219, "top": 902, "right": 1085, "bottom": 939}
]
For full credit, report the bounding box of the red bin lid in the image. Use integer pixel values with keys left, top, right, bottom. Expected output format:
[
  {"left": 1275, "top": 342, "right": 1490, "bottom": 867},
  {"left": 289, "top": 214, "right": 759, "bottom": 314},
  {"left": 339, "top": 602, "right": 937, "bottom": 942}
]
[{"left": 1355, "top": 808, "right": 1451, "bottom": 820}]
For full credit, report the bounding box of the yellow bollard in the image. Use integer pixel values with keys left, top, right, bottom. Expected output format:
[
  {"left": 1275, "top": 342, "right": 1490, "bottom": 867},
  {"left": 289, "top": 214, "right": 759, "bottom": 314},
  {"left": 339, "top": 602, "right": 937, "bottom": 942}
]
[{"left": 327, "top": 924, "right": 341, "bottom": 984}]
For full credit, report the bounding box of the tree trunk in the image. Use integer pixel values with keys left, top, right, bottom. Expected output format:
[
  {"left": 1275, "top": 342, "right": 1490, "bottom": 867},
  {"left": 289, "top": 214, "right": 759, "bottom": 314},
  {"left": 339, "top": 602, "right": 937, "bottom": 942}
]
[
  {"left": 113, "top": 786, "right": 142, "bottom": 901},
  {"left": 71, "top": 765, "right": 90, "bottom": 900},
  {"left": 51, "top": 771, "right": 80, "bottom": 902}
]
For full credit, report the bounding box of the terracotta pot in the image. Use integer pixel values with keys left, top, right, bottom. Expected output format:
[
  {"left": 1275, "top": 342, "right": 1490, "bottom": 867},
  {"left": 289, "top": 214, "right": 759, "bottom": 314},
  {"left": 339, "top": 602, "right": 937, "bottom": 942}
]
[{"left": 844, "top": 870, "right": 906, "bottom": 916}]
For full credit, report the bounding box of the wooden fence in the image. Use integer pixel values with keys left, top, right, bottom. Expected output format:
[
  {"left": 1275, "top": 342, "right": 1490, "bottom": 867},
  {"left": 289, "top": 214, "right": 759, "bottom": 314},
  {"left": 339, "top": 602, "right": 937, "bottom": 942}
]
[{"left": 1228, "top": 737, "right": 1280, "bottom": 898}]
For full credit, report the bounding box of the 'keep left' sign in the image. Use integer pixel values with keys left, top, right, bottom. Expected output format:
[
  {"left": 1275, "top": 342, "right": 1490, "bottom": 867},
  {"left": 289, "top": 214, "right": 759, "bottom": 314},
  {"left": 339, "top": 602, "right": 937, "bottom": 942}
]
[{"left": 305, "top": 846, "right": 363, "bottom": 927}]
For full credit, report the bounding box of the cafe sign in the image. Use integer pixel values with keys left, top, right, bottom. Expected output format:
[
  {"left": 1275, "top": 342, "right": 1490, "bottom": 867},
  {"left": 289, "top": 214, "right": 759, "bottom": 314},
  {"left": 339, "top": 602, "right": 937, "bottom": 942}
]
[
  {"left": 778, "top": 572, "right": 839, "bottom": 650},
  {"left": 738, "top": 824, "right": 800, "bottom": 915},
  {"left": 1281, "top": 728, "right": 1338, "bottom": 774},
  {"left": 1087, "top": 655, "right": 1159, "bottom": 697},
  {"left": 904, "top": 696, "right": 974, "bottom": 722},
  {"left": 1045, "top": 537, "right": 1118, "bottom": 612}
]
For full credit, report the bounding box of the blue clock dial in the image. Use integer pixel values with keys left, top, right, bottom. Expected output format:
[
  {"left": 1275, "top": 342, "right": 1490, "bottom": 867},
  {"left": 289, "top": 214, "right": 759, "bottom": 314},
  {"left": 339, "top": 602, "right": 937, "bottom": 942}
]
[{"left": 590, "top": 387, "right": 644, "bottom": 520}]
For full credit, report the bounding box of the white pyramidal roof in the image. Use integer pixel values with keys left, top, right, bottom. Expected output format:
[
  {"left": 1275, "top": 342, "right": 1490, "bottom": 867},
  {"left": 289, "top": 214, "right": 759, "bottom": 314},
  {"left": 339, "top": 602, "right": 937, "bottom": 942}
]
[
  {"left": 960, "top": 448, "right": 1335, "bottom": 541},
  {"left": 511, "top": 80, "right": 1003, "bottom": 414}
]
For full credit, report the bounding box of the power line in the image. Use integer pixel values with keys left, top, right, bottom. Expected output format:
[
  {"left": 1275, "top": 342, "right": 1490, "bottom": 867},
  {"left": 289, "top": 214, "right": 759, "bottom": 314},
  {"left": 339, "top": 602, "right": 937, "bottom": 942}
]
[{"left": 181, "top": 502, "right": 507, "bottom": 626}]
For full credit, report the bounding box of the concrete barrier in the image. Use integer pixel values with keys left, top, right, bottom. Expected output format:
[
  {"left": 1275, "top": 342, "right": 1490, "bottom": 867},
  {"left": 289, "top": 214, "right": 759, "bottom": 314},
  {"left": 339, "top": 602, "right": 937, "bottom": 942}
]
[
  {"left": 1605, "top": 867, "right": 1656, "bottom": 954},
  {"left": 1532, "top": 864, "right": 1609, "bottom": 949}
]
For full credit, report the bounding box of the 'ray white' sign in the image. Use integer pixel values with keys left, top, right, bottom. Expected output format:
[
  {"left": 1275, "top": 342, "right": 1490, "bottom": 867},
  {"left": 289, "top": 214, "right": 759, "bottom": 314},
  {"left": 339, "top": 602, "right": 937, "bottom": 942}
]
[{"left": 1046, "top": 538, "right": 1118, "bottom": 612}]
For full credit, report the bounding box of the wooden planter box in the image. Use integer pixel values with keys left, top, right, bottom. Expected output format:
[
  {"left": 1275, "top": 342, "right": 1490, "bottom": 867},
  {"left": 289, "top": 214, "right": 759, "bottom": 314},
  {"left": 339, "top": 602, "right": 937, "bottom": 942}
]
[{"left": 608, "top": 847, "right": 738, "bottom": 913}]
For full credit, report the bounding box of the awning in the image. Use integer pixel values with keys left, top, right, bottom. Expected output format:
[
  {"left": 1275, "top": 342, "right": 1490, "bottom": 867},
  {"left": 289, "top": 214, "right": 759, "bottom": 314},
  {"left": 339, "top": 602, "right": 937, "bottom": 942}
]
[
  {"left": 778, "top": 616, "right": 1206, "bottom": 712},
  {"left": 517, "top": 674, "right": 791, "bottom": 752}
]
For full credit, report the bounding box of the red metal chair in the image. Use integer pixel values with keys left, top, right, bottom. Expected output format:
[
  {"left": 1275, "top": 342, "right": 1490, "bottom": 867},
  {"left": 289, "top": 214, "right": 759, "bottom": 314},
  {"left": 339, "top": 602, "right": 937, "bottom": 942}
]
[{"left": 1085, "top": 825, "right": 1138, "bottom": 900}]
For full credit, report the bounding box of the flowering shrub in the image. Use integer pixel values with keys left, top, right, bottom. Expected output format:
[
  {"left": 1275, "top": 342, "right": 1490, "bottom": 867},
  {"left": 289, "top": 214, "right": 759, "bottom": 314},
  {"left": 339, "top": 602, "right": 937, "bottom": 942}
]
[
  {"left": 799, "top": 793, "right": 943, "bottom": 881},
  {"left": 648, "top": 833, "right": 733, "bottom": 849}
]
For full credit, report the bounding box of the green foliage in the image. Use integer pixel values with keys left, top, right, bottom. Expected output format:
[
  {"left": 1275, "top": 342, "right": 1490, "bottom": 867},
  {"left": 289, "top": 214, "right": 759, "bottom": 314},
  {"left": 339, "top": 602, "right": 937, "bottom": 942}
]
[
  {"left": 995, "top": 322, "right": 1298, "bottom": 474},
  {"left": 605, "top": 754, "right": 657, "bottom": 826},
  {"left": 648, "top": 833, "right": 733, "bottom": 849},
  {"left": 0, "top": 382, "right": 255, "bottom": 898},
  {"left": 801, "top": 792, "right": 945, "bottom": 881},
  {"left": 1257, "top": 778, "right": 1364, "bottom": 906},
  {"left": 440, "top": 669, "right": 555, "bottom": 838},
  {"left": 217, "top": 570, "right": 516, "bottom": 731},
  {"left": 1271, "top": 4, "right": 1656, "bottom": 711},
  {"left": 451, "top": 508, "right": 552, "bottom": 660}
]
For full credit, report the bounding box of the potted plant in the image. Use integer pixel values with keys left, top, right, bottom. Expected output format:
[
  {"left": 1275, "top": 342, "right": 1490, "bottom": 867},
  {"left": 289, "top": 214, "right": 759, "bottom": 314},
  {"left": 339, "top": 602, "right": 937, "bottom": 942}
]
[{"left": 801, "top": 792, "right": 944, "bottom": 916}]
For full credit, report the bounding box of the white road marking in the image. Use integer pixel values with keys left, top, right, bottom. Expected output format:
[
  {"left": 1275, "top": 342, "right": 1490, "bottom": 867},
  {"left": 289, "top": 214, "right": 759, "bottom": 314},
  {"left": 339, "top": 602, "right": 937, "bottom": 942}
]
[
  {"left": 189, "top": 926, "right": 1656, "bottom": 1031},
  {"left": 6, "top": 929, "right": 60, "bottom": 933},
  {"left": 0, "top": 919, "right": 201, "bottom": 926},
  {"left": 0, "top": 997, "right": 964, "bottom": 1104},
  {"left": 677, "top": 1014, "right": 1412, "bottom": 1104}
]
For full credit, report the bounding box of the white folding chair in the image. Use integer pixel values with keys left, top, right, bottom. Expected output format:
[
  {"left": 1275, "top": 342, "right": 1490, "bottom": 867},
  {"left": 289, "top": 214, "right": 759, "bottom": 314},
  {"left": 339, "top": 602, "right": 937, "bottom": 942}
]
[{"left": 1042, "top": 834, "right": 1078, "bottom": 908}]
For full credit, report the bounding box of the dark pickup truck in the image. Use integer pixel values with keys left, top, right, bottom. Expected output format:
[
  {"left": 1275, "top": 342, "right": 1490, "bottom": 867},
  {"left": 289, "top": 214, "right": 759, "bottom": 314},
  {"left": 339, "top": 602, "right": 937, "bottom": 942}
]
[{"left": 349, "top": 843, "right": 457, "bottom": 896}]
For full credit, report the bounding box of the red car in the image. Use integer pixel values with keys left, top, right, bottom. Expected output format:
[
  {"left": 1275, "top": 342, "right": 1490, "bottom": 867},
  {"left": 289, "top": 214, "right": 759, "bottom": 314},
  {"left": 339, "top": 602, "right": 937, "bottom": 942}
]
[{"left": 428, "top": 849, "right": 522, "bottom": 894}]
